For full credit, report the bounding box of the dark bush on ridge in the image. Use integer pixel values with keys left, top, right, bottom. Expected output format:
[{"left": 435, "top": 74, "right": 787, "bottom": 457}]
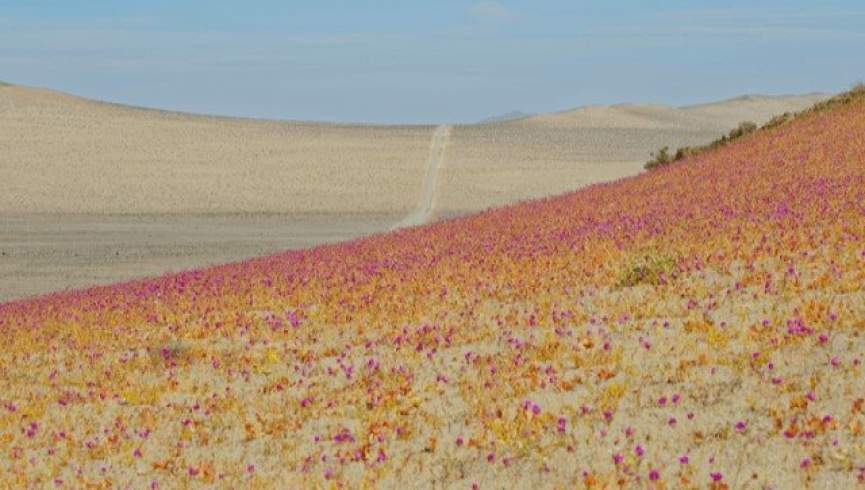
[{"left": 645, "top": 81, "right": 865, "bottom": 171}]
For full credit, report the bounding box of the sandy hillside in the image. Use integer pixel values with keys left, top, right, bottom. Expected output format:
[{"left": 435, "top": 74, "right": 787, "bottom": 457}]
[
  {"left": 434, "top": 94, "right": 829, "bottom": 217},
  {"left": 0, "top": 85, "right": 829, "bottom": 301},
  {"left": 0, "top": 85, "right": 434, "bottom": 215}
]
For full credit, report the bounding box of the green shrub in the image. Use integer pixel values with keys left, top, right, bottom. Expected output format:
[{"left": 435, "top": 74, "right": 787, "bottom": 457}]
[
  {"left": 644, "top": 81, "right": 865, "bottom": 171},
  {"left": 728, "top": 121, "right": 757, "bottom": 139},
  {"left": 761, "top": 112, "right": 793, "bottom": 131},
  {"left": 645, "top": 120, "right": 758, "bottom": 170},
  {"left": 0, "top": 80, "right": 12, "bottom": 87},
  {"left": 616, "top": 254, "right": 677, "bottom": 288},
  {"left": 645, "top": 146, "right": 672, "bottom": 170}
]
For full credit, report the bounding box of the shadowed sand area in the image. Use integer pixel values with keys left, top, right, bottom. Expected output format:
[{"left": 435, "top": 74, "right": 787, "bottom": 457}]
[{"left": 0, "top": 84, "right": 829, "bottom": 301}]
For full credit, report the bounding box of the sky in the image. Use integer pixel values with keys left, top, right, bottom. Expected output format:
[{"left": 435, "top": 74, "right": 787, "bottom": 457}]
[{"left": 1, "top": 1, "right": 863, "bottom": 123}]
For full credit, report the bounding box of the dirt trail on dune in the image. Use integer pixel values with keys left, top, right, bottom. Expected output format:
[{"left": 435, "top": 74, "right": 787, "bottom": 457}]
[{"left": 393, "top": 124, "right": 450, "bottom": 229}]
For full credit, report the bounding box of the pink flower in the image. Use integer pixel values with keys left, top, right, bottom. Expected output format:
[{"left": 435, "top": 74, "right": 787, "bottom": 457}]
[
  {"left": 735, "top": 421, "right": 747, "bottom": 431},
  {"left": 800, "top": 457, "right": 811, "bottom": 468},
  {"left": 679, "top": 455, "right": 689, "bottom": 464},
  {"left": 649, "top": 469, "right": 660, "bottom": 481},
  {"left": 635, "top": 445, "right": 645, "bottom": 457},
  {"left": 710, "top": 472, "right": 723, "bottom": 482},
  {"left": 613, "top": 453, "right": 623, "bottom": 465}
]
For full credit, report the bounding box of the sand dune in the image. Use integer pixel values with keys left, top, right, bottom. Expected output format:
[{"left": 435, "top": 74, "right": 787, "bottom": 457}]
[
  {"left": 0, "top": 84, "right": 830, "bottom": 300},
  {"left": 433, "top": 93, "right": 829, "bottom": 217},
  {"left": 0, "top": 85, "right": 435, "bottom": 215}
]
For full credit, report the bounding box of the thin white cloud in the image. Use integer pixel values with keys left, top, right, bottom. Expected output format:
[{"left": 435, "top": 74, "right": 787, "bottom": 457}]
[{"left": 468, "top": 1, "right": 517, "bottom": 21}]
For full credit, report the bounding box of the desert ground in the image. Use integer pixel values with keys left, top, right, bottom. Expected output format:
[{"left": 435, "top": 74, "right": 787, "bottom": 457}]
[{"left": 0, "top": 84, "right": 827, "bottom": 300}]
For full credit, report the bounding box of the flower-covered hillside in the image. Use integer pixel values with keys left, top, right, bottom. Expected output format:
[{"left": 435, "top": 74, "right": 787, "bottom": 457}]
[{"left": 1, "top": 90, "right": 865, "bottom": 488}]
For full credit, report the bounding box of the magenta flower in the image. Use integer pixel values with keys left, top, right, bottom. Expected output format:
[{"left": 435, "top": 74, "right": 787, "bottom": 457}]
[
  {"left": 710, "top": 472, "right": 723, "bottom": 482},
  {"left": 612, "top": 453, "right": 623, "bottom": 465},
  {"left": 679, "top": 455, "right": 689, "bottom": 464},
  {"left": 649, "top": 469, "right": 660, "bottom": 481}
]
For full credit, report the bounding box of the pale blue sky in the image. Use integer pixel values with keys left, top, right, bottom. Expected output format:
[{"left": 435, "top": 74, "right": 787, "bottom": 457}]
[{"left": 1, "top": 1, "right": 863, "bottom": 123}]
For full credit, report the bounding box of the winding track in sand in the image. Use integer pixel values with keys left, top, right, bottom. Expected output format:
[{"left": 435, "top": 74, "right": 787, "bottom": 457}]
[{"left": 393, "top": 124, "right": 450, "bottom": 229}]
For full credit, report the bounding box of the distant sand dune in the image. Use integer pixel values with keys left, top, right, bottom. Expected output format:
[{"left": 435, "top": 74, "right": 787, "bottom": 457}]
[
  {"left": 0, "top": 85, "right": 434, "bottom": 215},
  {"left": 433, "top": 93, "right": 829, "bottom": 217}
]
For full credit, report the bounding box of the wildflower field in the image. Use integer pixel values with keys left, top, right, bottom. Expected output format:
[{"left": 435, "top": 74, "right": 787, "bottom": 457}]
[{"left": 1, "top": 92, "right": 865, "bottom": 488}]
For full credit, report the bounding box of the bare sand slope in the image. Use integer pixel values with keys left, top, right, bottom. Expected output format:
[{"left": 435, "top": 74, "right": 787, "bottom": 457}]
[
  {"left": 433, "top": 93, "right": 829, "bottom": 217},
  {"left": 0, "top": 85, "right": 434, "bottom": 214}
]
